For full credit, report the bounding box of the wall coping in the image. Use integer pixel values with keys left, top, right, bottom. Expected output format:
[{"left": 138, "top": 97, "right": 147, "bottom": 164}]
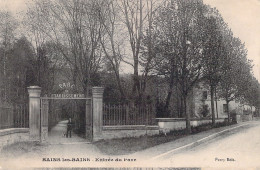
[
  {"left": 27, "top": 86, "right": 41, "bottom": 89},
  {"left": 155, "top": 118, "right": 225, "bottom": 122},
  {"left": 103, "top": 125, "right": 159, "bottom": 131},
  {"left": 0, "top": 128, "right": 29, "bottom": 136}
]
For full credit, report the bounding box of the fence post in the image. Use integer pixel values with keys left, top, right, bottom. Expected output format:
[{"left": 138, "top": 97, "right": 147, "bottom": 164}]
[
  {"left": 27, "top": 86, "right": 41, "bottom": 141},
  {"left": 92, "top": 87, "right": 104, "bottom": 141},
  {"left": 10, "top": 104, "right": 14, "bottom": 128},
  {"left": 126, "top": 104, "right": 129, "bottom": 125}
]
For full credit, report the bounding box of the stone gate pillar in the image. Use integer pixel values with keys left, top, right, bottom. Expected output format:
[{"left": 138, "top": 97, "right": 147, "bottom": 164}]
[
  {"left": 92, "top": 87, "right": 104, "bottom": 141},
  {"left": 27, "top": 86, "right": 41, "bottom": 141},
  {"left": 85, "top": 98, "right": 92, "bottom": 141}
]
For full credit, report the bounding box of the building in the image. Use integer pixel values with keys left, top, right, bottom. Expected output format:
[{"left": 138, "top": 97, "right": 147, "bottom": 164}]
[{"left": 191, "top": 83, "right": 255, "bottom": 120}]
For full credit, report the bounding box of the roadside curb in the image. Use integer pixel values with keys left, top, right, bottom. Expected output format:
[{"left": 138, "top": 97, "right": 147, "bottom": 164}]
[
  {"left": 49, "top": 141, "right": 91, "bottom": 145},
  {"left": 150, "top": 122, "right": 252, "bottom": 160}
]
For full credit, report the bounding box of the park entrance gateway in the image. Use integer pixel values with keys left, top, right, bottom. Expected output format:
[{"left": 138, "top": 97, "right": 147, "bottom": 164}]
[
  {"left": 27, "top": 86, "right": 104, "bottom": 143},
  {"left": 40, "top": 94, "right": 91, "bottom": 142}
]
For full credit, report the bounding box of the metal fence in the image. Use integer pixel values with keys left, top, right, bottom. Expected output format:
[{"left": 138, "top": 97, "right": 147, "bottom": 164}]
[
  {"left": 13, "top": 104, "right": 29, "bottom": 128},
  {"left": 103, "top": 104, "right": 156, "bottom": 126},
  {"left": 0, "top": 103, "right": 13, "bottom": 129},
  {"left": 0, "top": 102, "right": 29, "bottom": 129}
]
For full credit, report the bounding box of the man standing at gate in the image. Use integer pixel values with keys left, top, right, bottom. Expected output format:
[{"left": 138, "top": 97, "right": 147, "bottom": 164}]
[{"left": 66, "top": 118, "right": 73, "bottom": 138}]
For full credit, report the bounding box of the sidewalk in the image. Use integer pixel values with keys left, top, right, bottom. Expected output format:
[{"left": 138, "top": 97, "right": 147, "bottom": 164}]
[
  {"left": 130, "top": 121, "right": 258, "bottom": 160},
  {"left": 0, "top": 120, "right": 103, "bottom": 169},
  {"left": 1, "top": 121, "right": 259, "bottom": 168}
]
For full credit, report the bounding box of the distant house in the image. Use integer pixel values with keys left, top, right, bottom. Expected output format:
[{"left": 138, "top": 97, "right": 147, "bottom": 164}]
[{"left": 190, "top": 83, "right": 255, "bottom": 120}]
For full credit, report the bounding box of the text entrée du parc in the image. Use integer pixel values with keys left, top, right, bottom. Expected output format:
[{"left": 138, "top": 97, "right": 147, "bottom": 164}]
[{"left": 42, "top": 157, "right": 136, "bottom": 162}]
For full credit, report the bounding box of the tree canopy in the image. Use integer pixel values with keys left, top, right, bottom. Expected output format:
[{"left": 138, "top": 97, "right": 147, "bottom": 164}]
[{"left": 0, "top": 0, "right": 259, "bottom": 132}]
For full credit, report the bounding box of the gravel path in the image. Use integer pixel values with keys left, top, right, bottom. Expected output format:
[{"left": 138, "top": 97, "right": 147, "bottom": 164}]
[{"left": 48, "top": 120, "right": 87, "bottom": 144}]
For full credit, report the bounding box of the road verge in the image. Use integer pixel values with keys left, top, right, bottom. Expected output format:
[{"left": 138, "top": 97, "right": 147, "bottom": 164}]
[{"left": 150, "top": 122, "right": 254, "bottom": 160}]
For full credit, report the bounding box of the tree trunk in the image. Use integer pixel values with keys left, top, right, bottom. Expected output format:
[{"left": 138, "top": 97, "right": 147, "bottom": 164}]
[
  {"left": 184, "top": 96, "right": 191, "bottom": 134},
  {"left": 210, "top": 86, "right": 216, "bottom": 126},
  {"left": 133, "top": 61, "right": 140, "bottom": 97},
  {"left": 176, "top": 85, "right": 180, "bottom": 117},
  {"left": 181, "top": 96, "right": 185, "bottom": 118},
  {"left": 115, "top": 71, "right": 126, "bottom": 101},
  {"left": 165, "top": 75, "right": 175, "bottom": 112},
  {"left": 83, "top": 72, "right": 90, "bottom": 97},
  {"left": 215, "top": 89, "right": 218, "bottom": 119},
  {"left": 226, "top": 99, "right": 230, "bottom": 124}
]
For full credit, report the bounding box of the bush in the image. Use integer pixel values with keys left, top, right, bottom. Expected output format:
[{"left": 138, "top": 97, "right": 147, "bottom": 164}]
[
  {"left": 198, "top": 104, "right": 210, "bottom": 117},
  {"left": 156, "top": 102, "right": 170, "bottom": 118}
]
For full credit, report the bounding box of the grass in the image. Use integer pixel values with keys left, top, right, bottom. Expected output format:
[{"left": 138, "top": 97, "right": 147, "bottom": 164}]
[
  {"left": 0, "top": 141, "right": 46, "bottom": 158},
  {"left": 94, "top": 121, "right": 236, "bottom": 155},
  {"left": 0, "top": 121, "right": 237, "bottom": 157},
  {"left": 94, "top": 132, "right": 186, "bottom": 155}
]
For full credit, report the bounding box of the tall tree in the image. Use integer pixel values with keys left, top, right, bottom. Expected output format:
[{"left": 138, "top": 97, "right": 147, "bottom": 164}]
[
  {"left": 138, "top": 0, "right": 158, "bottom": 101},
  {"left": 201, "top": 8, "right": 228, "bottom": 126},
  {"left": 121, "top": 0, "right": 143, "bottom": 98},
  {"left": 98, "top": 0, "right": 126, "bottom": 100},
  {"left": 151, "top": 0, "right": 205, "bottom": 133},
  {"left": 0, "top": 11, "right": 18, "bottom": 101},
  {"left": 219, "top": 34, "right": 252, "bottom": 123},
  {"left": 244, "top": 77, "right": 260, "bottom": 111},
  {"left": 7, "top": 37, "right": 36, "bottom": 103},
  {"left": 120, "top": 0, "right": 159, "bottom": 102},
  {"left": 147, "top": 0, "right": 181, "bottom": 116},
  {"left": 26, "top": 0, "right": 104, "bottom": 95}
]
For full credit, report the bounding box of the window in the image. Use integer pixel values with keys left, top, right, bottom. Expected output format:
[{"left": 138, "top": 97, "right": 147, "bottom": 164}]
[
  {"left": 223, "top": 104, "right": 228, "bottom": 113},
  {"left": 202, "top": 91, "right": 207, "bottom": 100}
]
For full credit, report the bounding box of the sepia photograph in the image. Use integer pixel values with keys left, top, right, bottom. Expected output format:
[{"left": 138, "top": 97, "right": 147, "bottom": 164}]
[{"left": 0, "top": 0, "right": 260, "bottom": 169}]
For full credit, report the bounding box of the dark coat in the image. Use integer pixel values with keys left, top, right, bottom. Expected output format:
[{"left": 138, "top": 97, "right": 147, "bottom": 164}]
[{"left": 67, "top": 121, "right": 73, "bottom": 131}]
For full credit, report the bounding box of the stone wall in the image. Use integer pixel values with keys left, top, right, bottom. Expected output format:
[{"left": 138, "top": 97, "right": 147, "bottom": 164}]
[
  {"left": 241, "top": 114, "right": 253, "bottom": 121},
  {"left": 102, "top": 125, "right": 159, "bottom": 140},
  {"left": 0, "top": 128, "right": 29, "bottom": 151},
  {"left": 156, "top": 118, "right": 225, "bottom": 133}
]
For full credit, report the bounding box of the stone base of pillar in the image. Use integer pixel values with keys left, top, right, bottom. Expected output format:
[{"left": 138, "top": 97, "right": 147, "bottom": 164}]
[
  {"left": 41, "top": 126, "right": 48, "bottom": 143},
  {"left": 92, "top": 87, "right": 104, "bottom": 142},
  {"left": 93, "top": 135, "right": 103, "bottom": 142},
  {"left": 28, "top": 86, "right": 41, "bottom": 142},
  {"left": 85, "top": 125, "right": 93, "bottom": 141}
]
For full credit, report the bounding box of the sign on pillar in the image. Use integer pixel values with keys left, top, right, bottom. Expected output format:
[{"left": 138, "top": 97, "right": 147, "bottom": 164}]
[
  {"left": 92, "top": 87, "right": 104, "bottom": 141},
  {"left": 27, "top": 86, "right": 41, "bottom": 141}
]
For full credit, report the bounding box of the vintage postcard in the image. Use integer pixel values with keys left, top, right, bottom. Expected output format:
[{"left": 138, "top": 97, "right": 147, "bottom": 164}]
[{"left": 0, "top": 0, "right": 259, "bottom": 169}]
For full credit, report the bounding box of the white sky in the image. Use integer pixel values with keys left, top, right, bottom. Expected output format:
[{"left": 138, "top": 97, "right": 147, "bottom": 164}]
[
  {"left": 0, "top": 0, "right": 27, "bottom": 13},
  {"left": 0, "top": 0, "right": 259, "bottom": 81},
  {"left": 204, "top": 0, "right": 260, "bottom": 82}
]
